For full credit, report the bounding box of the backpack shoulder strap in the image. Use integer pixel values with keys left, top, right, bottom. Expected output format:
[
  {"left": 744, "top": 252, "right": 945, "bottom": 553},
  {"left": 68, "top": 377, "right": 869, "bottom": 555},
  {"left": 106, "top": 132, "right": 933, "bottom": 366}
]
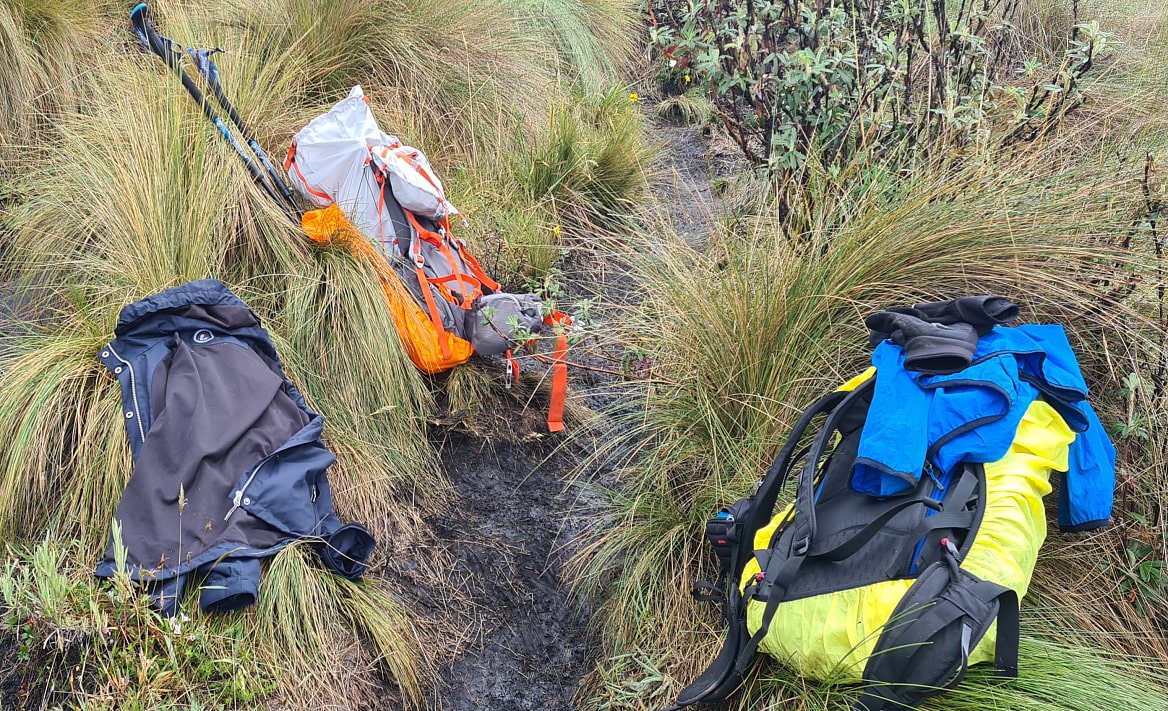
[{"left": 665, "top": 381, "right": 873, "bottom": 710}]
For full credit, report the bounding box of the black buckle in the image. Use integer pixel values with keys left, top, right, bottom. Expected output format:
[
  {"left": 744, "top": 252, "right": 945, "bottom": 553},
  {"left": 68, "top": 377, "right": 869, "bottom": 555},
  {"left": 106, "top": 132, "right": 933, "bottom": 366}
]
[{"left": 792, "top": 536, "right": 810, "bottom": 556}]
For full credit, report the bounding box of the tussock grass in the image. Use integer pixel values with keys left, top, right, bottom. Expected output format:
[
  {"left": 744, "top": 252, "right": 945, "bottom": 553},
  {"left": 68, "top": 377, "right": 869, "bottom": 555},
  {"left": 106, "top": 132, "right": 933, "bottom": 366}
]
[
  {"left": 656, "top": 87, "right": 716, "bottom": 125},
  {"left": 518, "top": 88, "right": 654, "bottom": 241},
  {"left": 520, "top": 0, "right": 639, "bottom": 94},
  {"left": 0, "top": 331, "right": 128, "bottom": 544},
  {"left": 222, "top": 0, "right": 547, "bottom": 161},
  {"left": 254, "top": 543, "right": 427, "bottom": 708},
  {"left": 0, "top": 0, "right": 115, "bottom": 167}
]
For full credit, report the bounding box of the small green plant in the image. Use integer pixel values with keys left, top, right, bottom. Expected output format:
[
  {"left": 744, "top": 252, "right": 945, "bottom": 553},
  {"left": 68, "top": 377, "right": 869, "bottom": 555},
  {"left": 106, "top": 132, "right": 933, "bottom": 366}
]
[
  {"left": 1118, "top": 539, "right": 1168, "bottom": 619},
  {"left": 1111, "top": 371, "right": 1151, "bottom": 440},
  {"left": 1, "top": 534, "right": 277, "bottom": 709},
  {"left": 581, "top": 650, "right": 675, "bottom": 711}
]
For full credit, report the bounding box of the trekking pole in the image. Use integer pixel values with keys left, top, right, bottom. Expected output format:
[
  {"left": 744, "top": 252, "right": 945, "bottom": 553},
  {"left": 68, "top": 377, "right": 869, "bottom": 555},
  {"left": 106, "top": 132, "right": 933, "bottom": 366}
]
[
  {"left": 129, "top": 4, "right": 299, "bottom": 222},
  {"left": 184, "top": 46, "right": 302, "bottom": 213}
]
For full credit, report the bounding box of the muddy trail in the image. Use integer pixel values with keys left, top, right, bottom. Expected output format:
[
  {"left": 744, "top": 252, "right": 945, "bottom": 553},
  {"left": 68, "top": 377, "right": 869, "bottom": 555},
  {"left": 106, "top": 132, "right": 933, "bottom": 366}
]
[
  {"left": 421, "top": 417, "right": 592, "bottom": 710},
  {"left": 414, "top": 119, "right": 728, "bottom": 710}
]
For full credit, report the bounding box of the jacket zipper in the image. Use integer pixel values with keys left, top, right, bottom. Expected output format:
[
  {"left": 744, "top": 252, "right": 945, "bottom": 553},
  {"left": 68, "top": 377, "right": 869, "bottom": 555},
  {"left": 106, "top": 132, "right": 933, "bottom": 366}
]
[
  {"left": 106, "top": 343, "right": 147, "bottom": 443},
  {"left": 224, "top": 455, "right": 273, "bottom": 521}
]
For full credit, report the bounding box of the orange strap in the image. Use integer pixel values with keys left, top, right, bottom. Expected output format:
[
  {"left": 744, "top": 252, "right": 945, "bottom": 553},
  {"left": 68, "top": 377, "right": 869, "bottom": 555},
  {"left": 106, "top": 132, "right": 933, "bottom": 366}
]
[
  {"left": 412, "top": 245, "right": 453, "bottom": 361},
  {"left": 450, "top": 234, "right": 501, "bottom": 293},
  {"left": 544, "top": 311, "right": 571, "bottom": 433},
  {"left": 285, "top": 142, "right": 333, "bottom": 203},
  {"left": 405, "top": 211, "right": 484, "bottom": 308}
]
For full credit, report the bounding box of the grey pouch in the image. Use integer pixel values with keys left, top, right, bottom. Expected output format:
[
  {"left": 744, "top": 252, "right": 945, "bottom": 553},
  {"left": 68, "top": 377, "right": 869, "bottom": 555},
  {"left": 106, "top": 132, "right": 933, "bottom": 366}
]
[{"left": 469, "top": 293, "right": 544, "bottom": 356}]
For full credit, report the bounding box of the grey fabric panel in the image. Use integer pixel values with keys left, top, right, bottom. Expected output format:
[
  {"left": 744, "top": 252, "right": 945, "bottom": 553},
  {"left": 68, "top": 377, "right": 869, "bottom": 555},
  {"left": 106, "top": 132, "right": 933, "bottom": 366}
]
[
  {"left": 468, "top": 293, "right": 544, "bottom": 356},
  {"left": 387, "top": 255, "right": 467, "bottom": 337},
  {"left": 416, "top": 238, "right": 478, "bottom": 304},
  {"left": 764, "top": 389, "right": 982, "bottom": 601}
]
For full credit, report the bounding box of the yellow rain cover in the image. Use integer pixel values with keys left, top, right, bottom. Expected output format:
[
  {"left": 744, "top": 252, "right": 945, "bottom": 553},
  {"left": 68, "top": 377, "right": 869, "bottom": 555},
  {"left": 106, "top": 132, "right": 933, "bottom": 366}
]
[
  {"left": 741, "top": 368, "right": 1074, "bottom": 681},
  {"left": 301, "top": 205, "right": 473, "bottom": 374}
]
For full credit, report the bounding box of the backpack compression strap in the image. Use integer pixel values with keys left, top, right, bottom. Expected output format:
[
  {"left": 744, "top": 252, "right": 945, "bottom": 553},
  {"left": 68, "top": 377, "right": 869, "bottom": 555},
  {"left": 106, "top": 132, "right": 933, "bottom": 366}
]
[
  {"left": 544, "top": 310, "right": 571, "bottom": 433},
  {"left": 735, "top": 383, "right": 877, "bottom": 674}
]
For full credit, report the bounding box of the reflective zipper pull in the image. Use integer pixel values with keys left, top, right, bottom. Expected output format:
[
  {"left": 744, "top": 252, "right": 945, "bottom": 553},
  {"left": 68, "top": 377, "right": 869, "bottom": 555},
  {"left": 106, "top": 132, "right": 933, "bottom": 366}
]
[{"left": 224, "top": 490, "right": 243, "bottom": 521}]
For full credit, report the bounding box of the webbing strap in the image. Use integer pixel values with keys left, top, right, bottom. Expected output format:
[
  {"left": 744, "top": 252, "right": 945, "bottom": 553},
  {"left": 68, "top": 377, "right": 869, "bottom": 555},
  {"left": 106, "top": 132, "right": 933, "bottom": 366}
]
[
  {"left": 411, "top": 242, "right": 453, "bottom": 361},
  {"left": 994, "top": 588, "right": 1020, "bottom": 677},
  {"left": 285, "top": 142, "right": 332, "bottom": 203},
  {"left": 738, "top": 382, "right": 879, "bottom": 676},
  {"left": 813, "top": 496, "right": 942, "bottom": 562},
  {"left": 732, "top": 549, "right": 811, "bottom": 676},
  {"left": 406, "top": 211, "right": 475, "bottom": 305},
  {"left": 788, "top": 382, "right": 875, "bottom": 558},
  {"left": 743, "top": 388, "right": 855, "bottom": 549},
  {"left": 854, "top": 576, "right": 1018, "bottom": 711},
  {"left": 545, "top": 310, "right": 571, "bottom": 433},
  {"left": 451, "top": 238, "right": 500, "bottom": 293},
  {"left": 667, "top": 388, "right": 857, "bottom": 710}
]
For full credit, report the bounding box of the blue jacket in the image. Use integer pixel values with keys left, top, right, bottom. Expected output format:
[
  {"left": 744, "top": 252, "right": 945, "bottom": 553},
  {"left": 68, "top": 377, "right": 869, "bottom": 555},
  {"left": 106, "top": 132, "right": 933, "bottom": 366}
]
[
  {"left": 853, "top": 324, "right": 1115, "bottom": 532},
  {"left": 95, "top": 280, "right": 374, "bottom": 614}
]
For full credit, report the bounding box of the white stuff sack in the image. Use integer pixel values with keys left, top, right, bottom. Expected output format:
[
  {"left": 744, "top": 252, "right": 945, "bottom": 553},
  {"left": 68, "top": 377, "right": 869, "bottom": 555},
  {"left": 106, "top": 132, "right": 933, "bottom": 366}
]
[
  {"left": 369, "top": 145, "right": 458, "bottom": 222},
  {"left": 288, "top": 85, "right": 457, "bottom": 254}
]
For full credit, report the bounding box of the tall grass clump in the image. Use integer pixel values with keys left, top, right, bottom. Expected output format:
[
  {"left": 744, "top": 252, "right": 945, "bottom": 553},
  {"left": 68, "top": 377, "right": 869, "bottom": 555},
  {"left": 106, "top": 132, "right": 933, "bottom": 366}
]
[
  {"left": 253, "top": 543, "right": 427, "bottom": 708},
  {"left": 518, "top": 88, "right": 654, "bottom": 242},
  {"left": 222, "top": 0, "right": 551, "bottom": 161},
  {"left": 269, "top": 243, "right": 443, "bottom": 530},
  {"left": 0, "top": 0, "right": 116, "bottom": 168},
  {"left": 518, "top": 0, "right": 639, "bottom": 94}
]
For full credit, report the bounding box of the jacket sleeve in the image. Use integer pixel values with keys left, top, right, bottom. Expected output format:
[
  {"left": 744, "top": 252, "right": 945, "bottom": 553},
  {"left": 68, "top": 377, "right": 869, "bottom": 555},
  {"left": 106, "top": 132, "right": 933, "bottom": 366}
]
[{"left": 1058, "top": 401, "right": 1116, "bottom": 532}]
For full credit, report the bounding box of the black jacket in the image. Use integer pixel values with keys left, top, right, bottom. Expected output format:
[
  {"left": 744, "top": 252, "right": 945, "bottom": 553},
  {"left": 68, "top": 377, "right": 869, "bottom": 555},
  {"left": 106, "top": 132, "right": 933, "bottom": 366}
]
[{"left": 95, "top": 280, "right": 374, "bottom": 614}]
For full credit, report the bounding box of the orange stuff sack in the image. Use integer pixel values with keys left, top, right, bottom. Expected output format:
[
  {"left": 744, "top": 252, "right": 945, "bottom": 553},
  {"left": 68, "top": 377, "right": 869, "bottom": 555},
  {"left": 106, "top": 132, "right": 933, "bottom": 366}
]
[{"left": 301, "top": 204, "right": 472, "bottom": 374}]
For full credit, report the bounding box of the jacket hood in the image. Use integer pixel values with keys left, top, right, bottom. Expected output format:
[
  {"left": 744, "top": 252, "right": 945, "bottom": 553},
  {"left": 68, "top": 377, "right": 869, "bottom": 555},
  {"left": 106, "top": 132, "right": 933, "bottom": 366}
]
[{"left": 114, "top": 279, "right": 258, "bottom": 335}]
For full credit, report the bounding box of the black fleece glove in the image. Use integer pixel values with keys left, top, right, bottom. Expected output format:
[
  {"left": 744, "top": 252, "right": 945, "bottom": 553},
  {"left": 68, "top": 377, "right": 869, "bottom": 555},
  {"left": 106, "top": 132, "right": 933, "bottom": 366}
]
[
  {"left": 912, "top": 296, "right": 1019, "bottom": 336},
  {"left": 865, "top": 310, "right": 979, "bottom": 374}
]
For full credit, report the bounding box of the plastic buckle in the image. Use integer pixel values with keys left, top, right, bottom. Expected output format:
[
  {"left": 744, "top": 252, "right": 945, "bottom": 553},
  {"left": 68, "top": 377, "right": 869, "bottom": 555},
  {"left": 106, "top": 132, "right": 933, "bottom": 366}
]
[{"left": 793, "top": 536, "right": 810, "bottom": 556}]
